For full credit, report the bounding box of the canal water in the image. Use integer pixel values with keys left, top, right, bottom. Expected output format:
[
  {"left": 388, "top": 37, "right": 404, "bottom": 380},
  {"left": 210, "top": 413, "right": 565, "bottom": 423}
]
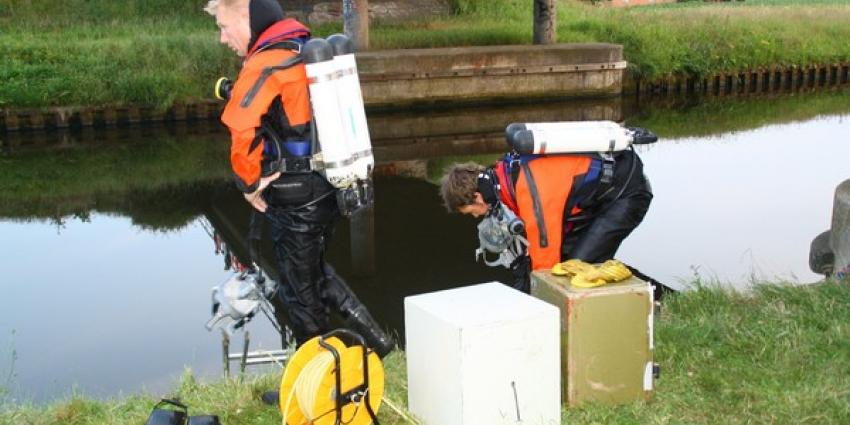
[{"left": 1, "top": 93, "right": 848, "bottom": 403}]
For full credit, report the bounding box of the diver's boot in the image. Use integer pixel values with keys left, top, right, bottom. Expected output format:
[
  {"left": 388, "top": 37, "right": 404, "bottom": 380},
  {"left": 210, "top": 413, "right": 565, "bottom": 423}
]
[
  {"left": 626, "top": 265, "right": 675, "bottom": 302},
  {"left": 345, "top": 305, "right": 394, "bottom": 358}
]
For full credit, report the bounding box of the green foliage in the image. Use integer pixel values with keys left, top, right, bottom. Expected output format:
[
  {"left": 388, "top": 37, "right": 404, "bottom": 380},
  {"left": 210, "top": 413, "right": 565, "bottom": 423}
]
[
  {"left": 0, "top": 0, "right": 232, "bottom": 108},
  {"left": 0, "top": 0, "right": 210, "bottom": 28},
  {"left": 2, "top": 0, "right": 850, "bottom": 108}
]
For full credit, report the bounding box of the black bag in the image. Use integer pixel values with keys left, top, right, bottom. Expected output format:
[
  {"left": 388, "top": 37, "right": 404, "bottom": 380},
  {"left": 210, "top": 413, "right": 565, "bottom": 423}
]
[
  {"left": 144, "top": 399, "right": 221, "bottom": 425},
  {"left": 145, "top": 399, "right": 187, "bottom": 425},
  {"left": 188, "top": 415, "right": 222, "bottom": 425}
]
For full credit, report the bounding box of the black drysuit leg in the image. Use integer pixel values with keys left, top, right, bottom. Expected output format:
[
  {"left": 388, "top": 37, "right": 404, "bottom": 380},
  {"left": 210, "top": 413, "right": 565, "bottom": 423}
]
[
  {"left": 265, "top": 194, "right": 393, "bottom": 356},
  {"left": 266, "top": 195, "right": 338, "bottom": 345},
  {"left": 321, "top": 263, "right": 395, "bottom": 357},
  {"left": 563, "top": 177, "right": 653, "bottom": 263}
]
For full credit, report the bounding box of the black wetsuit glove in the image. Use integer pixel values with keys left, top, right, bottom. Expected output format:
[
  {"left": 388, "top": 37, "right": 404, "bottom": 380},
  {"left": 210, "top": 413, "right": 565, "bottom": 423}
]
[{"left": 509, "top": 255, "right": 531, "bottom": 293}]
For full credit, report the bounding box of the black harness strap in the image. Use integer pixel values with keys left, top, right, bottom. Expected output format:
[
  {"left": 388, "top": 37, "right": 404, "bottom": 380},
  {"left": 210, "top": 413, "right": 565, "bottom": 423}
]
[
  {"left": 567, "top": 147, "right": 640, "bottom": 224},
  {"left": 240, "top": 41, "right": 305, "bottom": 108},
  {"left": 563, "top": 172, "right": 592, "bottom": 224},
  {"left": 253, "top": 39, "right": 302, "bottom": 55},
  {"left": 520, "top": 161, "right": 548, "bottom": 248},
  {"left": 240, "top": 55, "right": 303, "bottom": 108}
]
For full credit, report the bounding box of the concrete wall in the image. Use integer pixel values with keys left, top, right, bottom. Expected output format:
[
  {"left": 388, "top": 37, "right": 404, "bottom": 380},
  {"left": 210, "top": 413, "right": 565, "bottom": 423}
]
[
  {"left": 0, "top": 44, "right": 626, "bottom": 131},
  {"left": 357, "top": 43, "right": 626, "bottom": 108},
  {"left": 832, "top": 180, "right": 850, "bottom": 277}
]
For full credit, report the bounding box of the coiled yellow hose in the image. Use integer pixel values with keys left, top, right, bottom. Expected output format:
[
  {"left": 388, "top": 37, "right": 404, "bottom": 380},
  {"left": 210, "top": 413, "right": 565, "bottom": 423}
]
[
  {"left": 280, "top": 336, "right": 384, "bottom": 425},
  {"left": 294, "top": 352, "right": 334, "bottom": 421}
]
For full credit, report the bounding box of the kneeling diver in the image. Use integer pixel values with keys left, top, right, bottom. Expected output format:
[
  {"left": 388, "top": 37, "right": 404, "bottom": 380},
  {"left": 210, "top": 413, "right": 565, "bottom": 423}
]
[{"left": 440, "top": 121, "right": 671, "bottom": 298}]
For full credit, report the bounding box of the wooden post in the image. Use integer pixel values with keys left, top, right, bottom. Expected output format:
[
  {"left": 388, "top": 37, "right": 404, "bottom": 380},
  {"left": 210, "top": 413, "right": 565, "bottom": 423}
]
[
  {"left": 343, "top": 0, "right": 369, "bottom": 51},
  {"left": 222, "top": 330, "right": 230, "bottom": 378},
  {"left": 533, "top": 0, "right": 556, "bottom": 45},
  {"left": 831, "top": 180, "right": 850, "bottom": 278}
]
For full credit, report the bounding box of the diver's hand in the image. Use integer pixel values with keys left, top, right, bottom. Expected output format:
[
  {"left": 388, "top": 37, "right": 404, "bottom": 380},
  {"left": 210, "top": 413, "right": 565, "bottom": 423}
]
[{"left": 244, "top": 172, "right": 280, "bottom": 212}]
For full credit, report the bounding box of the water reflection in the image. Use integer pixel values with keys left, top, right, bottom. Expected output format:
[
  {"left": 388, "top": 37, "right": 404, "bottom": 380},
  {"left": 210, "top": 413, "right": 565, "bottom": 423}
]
[
  {"left": 0, "top": 213, "right": 239, "bottom": 402},
  {"left": 1, "top": 92, "right": 849, "bottom": 403},
  {"left": 0, "top": 175, "right": 508, "bottom": 403},
  {"left": 620, "top": 114, "right": 850, "bottom": 286}
]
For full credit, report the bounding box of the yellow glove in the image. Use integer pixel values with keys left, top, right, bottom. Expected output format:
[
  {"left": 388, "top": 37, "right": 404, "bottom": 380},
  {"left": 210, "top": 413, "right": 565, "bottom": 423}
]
[
  {"left": 596, "top": 259, "right": 632, "bottom": 282},
  {"left": 552, "top": 259, "right": 596, "bottom": 277},
  {"left": 554, "top": 259, "right": 633, "bottom": 288},
  {"left": 570, "top": 274, "right": 608, "bottom": 288}
]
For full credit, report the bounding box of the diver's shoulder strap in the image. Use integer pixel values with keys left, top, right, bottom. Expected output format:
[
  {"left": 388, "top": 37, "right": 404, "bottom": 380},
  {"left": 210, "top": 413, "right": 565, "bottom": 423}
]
[
  {"left": 260, "top": 40, "right": 304, "bottom": 54},
  {"left": 240, "top": 54, "right": 304, "bottom": 108},
  {"left": 477, "top": 168, "right": 500, "bottom": 208}
]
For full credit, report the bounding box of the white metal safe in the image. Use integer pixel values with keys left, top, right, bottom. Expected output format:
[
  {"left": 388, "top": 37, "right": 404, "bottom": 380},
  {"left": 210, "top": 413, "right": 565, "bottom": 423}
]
[{"left": 405, "top": 282, "right": 560, "bottom": 425}]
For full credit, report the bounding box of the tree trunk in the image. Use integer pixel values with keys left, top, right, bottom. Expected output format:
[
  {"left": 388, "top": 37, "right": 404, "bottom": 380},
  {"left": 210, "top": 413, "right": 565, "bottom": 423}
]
[
  {"left": 343, "top": 0, "right": 370, "bottom": 51},
  {"left": 533, "top": 0, "right": 556, "bottom": 45}
]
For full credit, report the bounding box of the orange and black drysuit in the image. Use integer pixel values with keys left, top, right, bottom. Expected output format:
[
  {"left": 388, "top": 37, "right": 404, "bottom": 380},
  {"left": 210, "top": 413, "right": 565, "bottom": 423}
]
[
  {"left": 221, "top": 18, "right": 312, "bottom": 193},
  {"left": 483, "top": 149, "right": 653, "bottom": 292},
  {"left": 218, "top": 1, "right": 391, "bottom": 356}
]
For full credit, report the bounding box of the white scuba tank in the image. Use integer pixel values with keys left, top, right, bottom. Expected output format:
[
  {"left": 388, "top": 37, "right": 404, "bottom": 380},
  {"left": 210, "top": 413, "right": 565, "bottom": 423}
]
[
  {"left": 506, "top": 121, "right": 637, "bottom": 155},
  {"left": 303, "top": 38, "right": 357, "bottom": 188},
  {"left": 328, "top": 34, "right": 374, "bottom": 181}
]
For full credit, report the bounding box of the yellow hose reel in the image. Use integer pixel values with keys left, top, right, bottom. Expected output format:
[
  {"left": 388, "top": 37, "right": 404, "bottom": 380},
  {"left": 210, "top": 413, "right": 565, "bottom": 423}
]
[{"left": 279, "top": 330, "right": 384, "bottom": 425}]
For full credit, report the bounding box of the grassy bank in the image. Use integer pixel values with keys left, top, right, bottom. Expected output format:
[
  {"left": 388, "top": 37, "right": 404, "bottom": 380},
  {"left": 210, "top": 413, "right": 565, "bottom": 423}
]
[
  {"left": 2, "top": 0, "right": 850, "bottom": 109},
  {"left": 2, "top": 280, "right": 848, "bottom": 424}
]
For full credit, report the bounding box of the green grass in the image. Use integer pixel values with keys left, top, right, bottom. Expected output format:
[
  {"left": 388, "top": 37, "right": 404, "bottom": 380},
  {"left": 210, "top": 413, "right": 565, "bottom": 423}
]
[
  {"left": 2, "top": 0, "right": 850, "bottom": 109},
  {"left": 0, "top": 351, "right": 414, "bottom": 425},
  {"left": 2, "top": 281, "right": 848, "bottom": 424}
]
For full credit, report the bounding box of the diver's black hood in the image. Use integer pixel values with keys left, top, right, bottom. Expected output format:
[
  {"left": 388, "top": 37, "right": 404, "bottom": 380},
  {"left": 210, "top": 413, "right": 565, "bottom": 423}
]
[{"left": 248, "top": 0, "right": 285, "bottom": 51}]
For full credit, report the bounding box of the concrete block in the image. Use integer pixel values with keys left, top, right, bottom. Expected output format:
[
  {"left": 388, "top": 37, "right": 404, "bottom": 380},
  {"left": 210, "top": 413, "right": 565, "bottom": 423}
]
[{"left": 405, "top": 282, "right": 560, "bottom": 425}]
